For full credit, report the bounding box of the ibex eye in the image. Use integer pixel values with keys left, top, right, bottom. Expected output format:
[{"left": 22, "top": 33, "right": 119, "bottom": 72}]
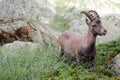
[{"left": 97, "top": 20, "right": 100, "bottom": 23}]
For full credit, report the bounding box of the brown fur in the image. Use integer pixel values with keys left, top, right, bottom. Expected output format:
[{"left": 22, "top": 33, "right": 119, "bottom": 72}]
[{"left": 58, "top": 10, "right": 107, "bottom": 68}]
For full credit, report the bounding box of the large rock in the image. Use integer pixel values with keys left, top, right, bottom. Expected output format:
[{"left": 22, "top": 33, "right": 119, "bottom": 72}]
[
  {"left": 0, "top": 0, "right": 55, "bottom": 24},
  {"left": 1, "top": 41, "right": 39, "bottom": 57},
  {"left": 113, "top": 53, "right": 120, "bottom": 75},
  {"left": 0, "top": 19, "right": 59, "bottom": 46},
  {"left": 0, "top": 0, "right": 59, "bottom": 46}
]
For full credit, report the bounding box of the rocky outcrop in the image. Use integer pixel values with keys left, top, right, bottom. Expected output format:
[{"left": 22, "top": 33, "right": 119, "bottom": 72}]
[
  {"left": 0, "top": 0, "right": 59, "bottom": 46},
  {"left": 0, "top": 0, "right": 55, "bottom": 24},
  {"left": 113, "top": 53, "right": 120, "bottom": 75},
  {"left": 0, "top": 19, "right": 59, "bottom": 46}
]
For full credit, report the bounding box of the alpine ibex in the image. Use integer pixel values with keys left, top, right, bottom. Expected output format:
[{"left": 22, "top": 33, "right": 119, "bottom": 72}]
[{"left": 58, "top": 10, "right": 107, "bottom": 68}]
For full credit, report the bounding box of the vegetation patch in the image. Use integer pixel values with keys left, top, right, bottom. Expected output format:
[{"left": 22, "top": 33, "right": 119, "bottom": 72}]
[
  {"left": 0, "top": 38, "right": 120, "bottom": 80},
  {"left": 49, "top": 15, "right": 70, "bottom": 32}
]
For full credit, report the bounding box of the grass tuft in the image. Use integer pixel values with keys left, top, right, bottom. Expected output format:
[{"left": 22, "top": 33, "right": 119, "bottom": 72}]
[{"left": 0, "top": 38, "right": 120, "bottom": 80}]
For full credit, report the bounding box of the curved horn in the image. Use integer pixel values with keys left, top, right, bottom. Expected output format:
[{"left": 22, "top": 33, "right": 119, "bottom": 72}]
[
  {"left": 81, "top": 11, "right": 94, "bottom": 21},
  {"left": 89, "top": 10, "right": 100, "bottom": 18}
]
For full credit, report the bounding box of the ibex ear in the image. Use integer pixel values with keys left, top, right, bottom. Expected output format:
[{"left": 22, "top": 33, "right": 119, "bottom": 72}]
[{"left": 85, "top": 18, "right": 90, "bottom": 25}]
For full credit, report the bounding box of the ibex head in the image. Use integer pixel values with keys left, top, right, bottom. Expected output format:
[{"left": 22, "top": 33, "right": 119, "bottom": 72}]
[{"left": 81, "top": 10, "right": 107, "bottom": 36}]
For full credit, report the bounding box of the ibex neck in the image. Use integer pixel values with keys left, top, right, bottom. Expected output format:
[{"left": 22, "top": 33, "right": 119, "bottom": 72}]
[{"left": 86, "top": 29, "right": 97, "bottom": 46}]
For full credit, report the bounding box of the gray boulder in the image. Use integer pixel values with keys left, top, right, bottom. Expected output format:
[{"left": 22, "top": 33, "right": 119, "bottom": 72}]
[
  {"left": 0, "top": 0, "right": 55, "bottom": 24},
  {"left": 113, "top": 53, "right": 120, "bottom": 75},
  {"left": 1, "top": 41, "right": 39, "bottom": 57}
]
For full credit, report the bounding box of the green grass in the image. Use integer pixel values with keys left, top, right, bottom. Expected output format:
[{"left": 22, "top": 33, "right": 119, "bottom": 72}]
[
  {"left": 0, "top": 38, "right": 120, "bottom": 80},
  {"left": 49, "top": 15, "right": 70, "bottom": 32}
]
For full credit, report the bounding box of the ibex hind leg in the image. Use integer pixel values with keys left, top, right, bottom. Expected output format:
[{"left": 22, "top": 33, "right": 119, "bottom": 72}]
[
  {"left": 60, "top": 47, "right": 65, "bottom": 57},
  {"left": 57, "top": 45, "right": 65, "bottom": 62},
  {"left": 59, "top": 45, "right": 64, "bottom": 57}
]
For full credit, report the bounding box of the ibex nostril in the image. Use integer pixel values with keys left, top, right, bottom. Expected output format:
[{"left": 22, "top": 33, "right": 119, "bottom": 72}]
[
  {"left": 102, "top": 29, "right": 107, "bottom": 35},
  {"left": 104, "top": 30, "right": 107, "bottom": 32}
]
